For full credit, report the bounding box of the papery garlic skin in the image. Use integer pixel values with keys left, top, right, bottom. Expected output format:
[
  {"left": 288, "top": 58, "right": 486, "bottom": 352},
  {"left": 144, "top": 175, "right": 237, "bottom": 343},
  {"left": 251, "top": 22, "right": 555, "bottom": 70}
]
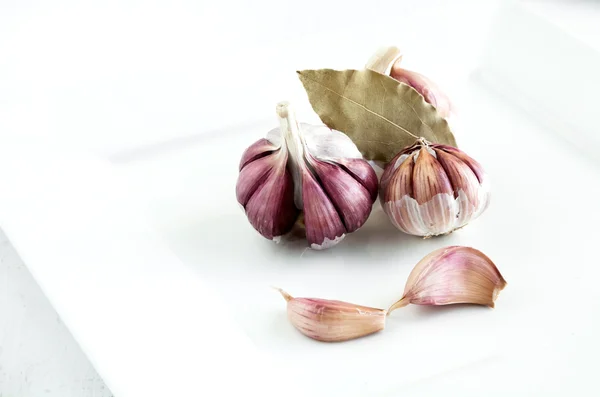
[
  {"left": 380, "top": 140, "right": 490, "bottom": 237},
  {"left": 277, "top": 289, "right": 386, "bottom": 342},
  {"left": 236, "top": 102, "right": 378, "bottom": 249},
  {"left": 388, "top": 246, "right": 507, "bottom": 313}
]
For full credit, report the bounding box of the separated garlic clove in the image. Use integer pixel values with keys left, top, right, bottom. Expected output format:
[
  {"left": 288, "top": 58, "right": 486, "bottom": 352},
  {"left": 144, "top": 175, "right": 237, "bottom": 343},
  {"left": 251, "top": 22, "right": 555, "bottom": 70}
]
[
  {"left": 380, "top": 139, "right": 490, "bottom": 237},
  {"left": 365, "top": 46, "right": 454, "bottom": 119},
  {"left": 388, "top": 246, "right": 507, "bottom": 313},
  {"left": 276, "top": 288, "right": 386, "bottom": 342},
  {"left": 236, "top": 101, "right": 378, "bottom": 249}
]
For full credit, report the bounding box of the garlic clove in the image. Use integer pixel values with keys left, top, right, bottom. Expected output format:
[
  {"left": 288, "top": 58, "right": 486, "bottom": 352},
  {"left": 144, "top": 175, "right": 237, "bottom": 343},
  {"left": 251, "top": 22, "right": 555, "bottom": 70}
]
[
  {"left": 381, "top": 153, "right": 413, "bottom": 201},
  {"left": 335, "top": 158, "right": 379, "bottom": 201},
  {"left": 434, "top": 148, "right": 481, "bottom": 222},
  {"left": 307, "top": 155, "right": 375, "bottom": 233},
  {"left": 410, "top": 146, "right": 455, "bottom": 236},
  {"left": 242, "top": 152, "right": 299, "bottom": 241},
  {"left": 390, "top": 64, "right": 454, "bottom": 119},
  {"left": 438, "top": 144, "right": 487, "bottom": 184},
  {"left": 236, "top": 151, "right": 281, "bottom": 207},
  {"left": 388, "top": 246, "right": 507, "bottom": 313},
  {"left": 301, "top": 166, "right": 347, "bottom": 250},
  {"left": 238, "top": 138, "right": 279, "bottom": 170},
  {"left": 382, "top": 153, "right": 420, "bottom": 234},
  {"left": 436, "top": 144, "right": 491, "bottom": 218},
  {"left": 412, "top": 146, "right": 454, "bottom": 204},
  {"left": 276, "top": 288, "right": 386, "bottom": 342}
]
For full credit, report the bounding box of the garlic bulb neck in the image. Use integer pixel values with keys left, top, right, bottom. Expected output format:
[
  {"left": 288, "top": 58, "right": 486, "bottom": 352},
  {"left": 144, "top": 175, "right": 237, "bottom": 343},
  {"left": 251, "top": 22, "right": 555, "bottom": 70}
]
[
  {"left": 417, "top": 136, "right": 432, "bottom": 147},
  {"left": 277, "top": 101, "right": 306, "bottom": 209},
  {"left": 365, "top": 46, "right": 403, "bottom": 75}
]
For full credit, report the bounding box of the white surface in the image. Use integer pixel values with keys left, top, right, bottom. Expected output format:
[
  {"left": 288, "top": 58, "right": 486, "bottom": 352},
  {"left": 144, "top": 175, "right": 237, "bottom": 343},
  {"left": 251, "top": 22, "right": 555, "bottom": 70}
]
[
  {"left": 0, "top": 229, "right": 112, "bottom": 397},
  {"left": 0, "top": 1, "right": 496, "bottom": 395},
  {"left": 1, "top": 0, "right": 600, "bottom": 396},
  {"left": 0, "top": 0, "right": 497, "bottom": 156},
  {"left": 525, "top": 0, "right": 600, "bottom": 51},
  {"left": 1, "top": 58, "right": 600, "bottom": 397},
  {"left": 479, "top": 0, "right": 600, "bottom": 159},
  {"left": 116, "top": 78, "right": 600, "bottom": 397},
  {"left": 0, "top": 144, "right": 307, "bottom": 397}
]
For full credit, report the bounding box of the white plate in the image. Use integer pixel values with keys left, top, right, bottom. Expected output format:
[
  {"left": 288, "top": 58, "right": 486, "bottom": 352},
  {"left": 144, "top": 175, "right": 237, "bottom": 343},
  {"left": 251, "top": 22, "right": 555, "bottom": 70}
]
[
  {"left": 1, "top": 1, "right": 600, "bottom": 396},
  {"left": 2, "top": 76, "right": 599, "bottom": 396}
]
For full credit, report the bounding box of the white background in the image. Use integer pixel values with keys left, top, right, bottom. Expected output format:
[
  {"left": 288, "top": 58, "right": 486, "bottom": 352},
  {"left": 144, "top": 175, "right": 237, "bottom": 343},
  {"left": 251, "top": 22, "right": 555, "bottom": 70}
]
[
  {"left": 1, "top": 0, "right": 599, "bottom": 396},
  {"left": 0, "top": 0, "right": 500, "bottom": 155}
]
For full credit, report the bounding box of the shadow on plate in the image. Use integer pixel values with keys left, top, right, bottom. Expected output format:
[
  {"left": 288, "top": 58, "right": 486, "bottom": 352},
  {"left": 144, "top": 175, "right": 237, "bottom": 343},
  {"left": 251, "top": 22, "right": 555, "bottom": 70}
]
[
  {"left": 156, "top": 202, "right": 464, "bottom": 276},
  {"left": 268, "top": 206, "right": 462, "bottom": 262},
  {"left": 387, "top": 303, "right": 492, "bottom": 324}
]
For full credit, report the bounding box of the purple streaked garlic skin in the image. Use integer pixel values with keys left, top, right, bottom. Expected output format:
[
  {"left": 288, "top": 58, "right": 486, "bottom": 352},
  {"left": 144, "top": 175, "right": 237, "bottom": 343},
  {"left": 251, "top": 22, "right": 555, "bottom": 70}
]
[
  {"left": 390, "top": 62, "right": 454, "bottom": 119},
  {"left": 236, "top": 140, "right": 299, "bottom": 241},
  {"left": 236, "top": 101, "right": 378, "bottom": 250},
  {"left": 388, "top": 246, "right": 507, "bottom": 313},
  {"left": 380, "top": 139, "right": 490, "bottom": 237},
  {"left": 276, "top": 288, "right": 386, "bottom": 342}
]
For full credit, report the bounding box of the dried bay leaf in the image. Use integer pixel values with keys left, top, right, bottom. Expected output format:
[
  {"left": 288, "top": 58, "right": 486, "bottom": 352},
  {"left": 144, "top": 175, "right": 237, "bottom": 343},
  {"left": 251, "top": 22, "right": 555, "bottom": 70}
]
[{"left": 297, "top": 69, "right": 457, "bottom": 163}]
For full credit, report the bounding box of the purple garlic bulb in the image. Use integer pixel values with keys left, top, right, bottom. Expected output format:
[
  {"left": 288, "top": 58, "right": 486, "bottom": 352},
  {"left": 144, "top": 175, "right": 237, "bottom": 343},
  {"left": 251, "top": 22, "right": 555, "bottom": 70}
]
[
  {"left": 236, "top": 101, "right": 378, "bottom": 250},
  {"left": 380, "top": 139, "right": 490, "bottom": 237}
]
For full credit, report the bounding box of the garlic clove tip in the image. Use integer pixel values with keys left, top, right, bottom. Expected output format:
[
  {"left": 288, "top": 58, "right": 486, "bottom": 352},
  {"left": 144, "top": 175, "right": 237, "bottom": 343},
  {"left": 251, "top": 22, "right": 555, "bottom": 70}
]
[{"left": 273, "top": 287, "right": 293, "bottom": 302}]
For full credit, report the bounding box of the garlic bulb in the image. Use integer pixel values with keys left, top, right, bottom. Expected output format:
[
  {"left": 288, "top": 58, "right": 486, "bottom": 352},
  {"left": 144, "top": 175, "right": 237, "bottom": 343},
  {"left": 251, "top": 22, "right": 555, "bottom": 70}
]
[
  {"left": 236, "top": 101, "right": 378, "bottom": 249},
  {"left": 388, "top": 246, "right": 507, "bottom": 313},
  {"left": 366, "top": 46, "right": 454, "bottom": 119},
  {"left": 276, "top": 288, "right": 386, "bottom": 342},
  {"left": 380, "top": 139, "right": 490, "bottom": 237}
]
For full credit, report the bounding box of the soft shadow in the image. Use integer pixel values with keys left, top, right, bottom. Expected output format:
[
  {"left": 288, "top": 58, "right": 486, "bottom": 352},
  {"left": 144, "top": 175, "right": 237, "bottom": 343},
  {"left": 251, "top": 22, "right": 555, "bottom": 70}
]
[
  {"left": 387, "top": 303, "right": 492, "bottom": 324},
  {"left": 156, "top": 202, "right": 465, "bottom": 275},
  {"left": 412, "top": 303, "right": 491, "bottom": 317},
  {"left": 340, "top": 207, "right": 420, "bottom": 249},
  {"left": 275, "top": 205, "right": 464, "bottom": 266},
  {"left": 267, "top": 207, "right": 402, "bottom": 247}
]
